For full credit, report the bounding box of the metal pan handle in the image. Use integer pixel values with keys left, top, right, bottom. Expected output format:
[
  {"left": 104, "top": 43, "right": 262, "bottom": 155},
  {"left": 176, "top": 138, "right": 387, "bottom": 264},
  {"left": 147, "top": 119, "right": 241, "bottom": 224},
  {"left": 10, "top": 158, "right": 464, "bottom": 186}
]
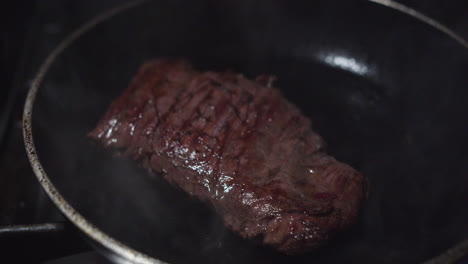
[{"left": 0, "top": 222, "right": 90, "bottom": 262}]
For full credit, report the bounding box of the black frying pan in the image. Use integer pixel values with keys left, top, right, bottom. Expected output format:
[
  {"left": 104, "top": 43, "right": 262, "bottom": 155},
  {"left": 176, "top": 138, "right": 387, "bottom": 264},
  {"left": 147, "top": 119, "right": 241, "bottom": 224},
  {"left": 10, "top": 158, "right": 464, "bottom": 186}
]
[{"left": 23, "top": 0, "right": 468, "bottom": 263}]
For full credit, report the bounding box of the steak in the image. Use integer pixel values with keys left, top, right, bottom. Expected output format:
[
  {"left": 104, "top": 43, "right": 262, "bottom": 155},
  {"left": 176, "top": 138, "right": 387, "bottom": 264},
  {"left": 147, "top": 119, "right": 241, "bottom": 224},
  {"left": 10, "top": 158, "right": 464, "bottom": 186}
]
[{"left": 89, "top": 59, "right": 367, "bottom": 254}]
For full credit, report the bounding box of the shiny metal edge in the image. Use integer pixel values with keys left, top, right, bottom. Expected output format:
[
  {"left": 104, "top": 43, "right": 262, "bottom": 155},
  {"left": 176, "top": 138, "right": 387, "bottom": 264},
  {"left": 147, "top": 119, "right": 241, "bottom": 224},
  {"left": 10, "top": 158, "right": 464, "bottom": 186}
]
[
  {"left": 22, "top": 1, "right": 165, "bottom": 264},
  {"left": 422, "top": 238, "right": 468, "bottom": 264},
  {"left": 369, "top": 0, "right": 468, "bottom": 49},
  {"left": 0, "top": 223, "right": 64, "bottom": 235},
  {"left": 21, "top": 0, "right": 467, "bottom": 264}
]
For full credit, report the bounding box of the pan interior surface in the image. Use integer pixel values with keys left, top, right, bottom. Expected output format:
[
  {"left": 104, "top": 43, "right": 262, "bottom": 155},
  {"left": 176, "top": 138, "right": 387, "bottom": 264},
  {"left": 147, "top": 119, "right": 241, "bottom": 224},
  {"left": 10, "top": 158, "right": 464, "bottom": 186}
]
[{"left": 28, "top": 0, "right": 468, "bottom": 263}]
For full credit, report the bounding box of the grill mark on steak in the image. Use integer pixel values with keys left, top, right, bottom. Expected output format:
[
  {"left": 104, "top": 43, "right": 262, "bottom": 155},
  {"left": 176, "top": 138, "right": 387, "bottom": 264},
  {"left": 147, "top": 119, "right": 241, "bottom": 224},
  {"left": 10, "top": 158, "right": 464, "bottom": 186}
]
[{"left": 89, "top": 59, "right": 367, "bottom": 254}]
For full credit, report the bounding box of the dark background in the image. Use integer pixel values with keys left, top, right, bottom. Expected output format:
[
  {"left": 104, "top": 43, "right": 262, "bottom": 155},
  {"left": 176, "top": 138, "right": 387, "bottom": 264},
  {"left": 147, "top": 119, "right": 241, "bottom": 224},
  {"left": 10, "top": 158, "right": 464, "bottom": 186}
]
[
  {"left": 1, "top": 0, "right": 468, "bottom": 263},
  {"left": 3, "top": 0, "right": 468, "bottom": 119}
]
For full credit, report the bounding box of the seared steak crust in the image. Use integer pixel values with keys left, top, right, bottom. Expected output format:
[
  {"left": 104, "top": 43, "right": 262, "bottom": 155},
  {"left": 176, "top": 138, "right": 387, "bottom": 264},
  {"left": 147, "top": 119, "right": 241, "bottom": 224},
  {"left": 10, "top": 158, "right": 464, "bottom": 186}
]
[{"left": 89, "top": 59, "right": 366, "bottom": 254}]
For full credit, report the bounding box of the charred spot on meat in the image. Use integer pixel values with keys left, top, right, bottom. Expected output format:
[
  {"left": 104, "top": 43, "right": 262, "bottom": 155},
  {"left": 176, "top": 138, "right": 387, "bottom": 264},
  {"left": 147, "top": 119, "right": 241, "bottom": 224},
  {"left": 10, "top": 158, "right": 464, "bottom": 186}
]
[{"left": 89, "top": 59, "right": 367, "bottom": 254}]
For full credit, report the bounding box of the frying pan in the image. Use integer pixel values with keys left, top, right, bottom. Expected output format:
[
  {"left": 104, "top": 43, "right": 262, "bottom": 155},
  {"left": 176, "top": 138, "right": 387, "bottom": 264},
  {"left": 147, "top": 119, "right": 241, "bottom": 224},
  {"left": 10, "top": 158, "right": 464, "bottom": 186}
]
[{"left": 23, "top": 0, "right": 468, "bottom": 263}]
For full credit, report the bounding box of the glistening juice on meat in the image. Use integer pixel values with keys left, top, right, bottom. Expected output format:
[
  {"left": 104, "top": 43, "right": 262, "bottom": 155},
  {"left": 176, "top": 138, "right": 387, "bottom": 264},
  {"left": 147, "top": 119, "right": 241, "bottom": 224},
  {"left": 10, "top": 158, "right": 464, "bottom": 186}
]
[{"left": 89, "top": 59, "right": 367, "bottom": 254}]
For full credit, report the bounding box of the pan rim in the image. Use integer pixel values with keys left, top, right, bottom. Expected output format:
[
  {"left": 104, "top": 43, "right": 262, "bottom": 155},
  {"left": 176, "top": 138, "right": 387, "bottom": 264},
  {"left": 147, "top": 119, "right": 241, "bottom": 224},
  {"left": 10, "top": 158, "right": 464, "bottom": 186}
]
[
  {"left": 22, "top": 1, "right": 468, "bottom": 264},
  {"left": 22, "top": 1, "right": 163, "bottom": 263}
]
